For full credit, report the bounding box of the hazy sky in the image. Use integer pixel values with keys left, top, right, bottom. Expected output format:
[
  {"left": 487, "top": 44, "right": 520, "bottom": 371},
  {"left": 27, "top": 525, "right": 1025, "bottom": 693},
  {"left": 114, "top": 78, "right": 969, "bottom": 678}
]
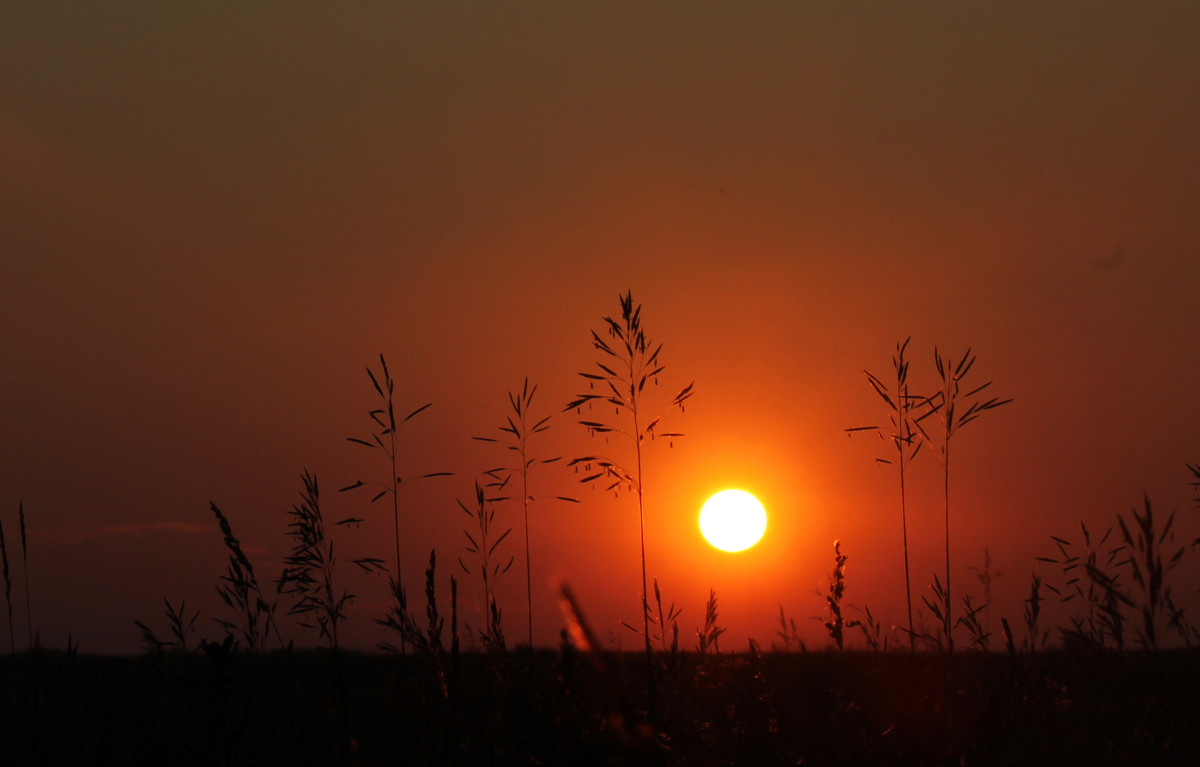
[{"left": 3, "top": 2, "right": 1199, "bottom": 654}]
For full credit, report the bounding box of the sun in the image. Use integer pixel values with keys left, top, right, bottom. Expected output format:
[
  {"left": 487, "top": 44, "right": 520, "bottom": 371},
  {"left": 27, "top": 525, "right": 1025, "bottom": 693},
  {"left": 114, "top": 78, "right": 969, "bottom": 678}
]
[{"left": 699, "top": 489, "right": 767, "bottom": 552}]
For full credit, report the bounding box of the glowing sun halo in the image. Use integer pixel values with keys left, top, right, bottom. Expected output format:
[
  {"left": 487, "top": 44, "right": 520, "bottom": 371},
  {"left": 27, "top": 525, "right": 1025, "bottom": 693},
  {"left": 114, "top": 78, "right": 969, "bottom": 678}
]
[{"left": 699, "top": 490, "right": 767, "bottom": 552}]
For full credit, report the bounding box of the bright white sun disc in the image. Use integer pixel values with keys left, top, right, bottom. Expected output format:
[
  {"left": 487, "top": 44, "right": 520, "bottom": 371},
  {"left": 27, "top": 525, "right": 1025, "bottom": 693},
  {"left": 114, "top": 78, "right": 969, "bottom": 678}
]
[{"left": 699, "top": 489, "right": 767, "bottom": 552}]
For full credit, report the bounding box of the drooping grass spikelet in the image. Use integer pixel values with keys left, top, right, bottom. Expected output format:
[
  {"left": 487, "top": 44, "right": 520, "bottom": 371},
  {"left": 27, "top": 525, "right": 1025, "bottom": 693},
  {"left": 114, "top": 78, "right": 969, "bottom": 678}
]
[{"left": 210, "top": 502, "right": 282, "bottom": 650}]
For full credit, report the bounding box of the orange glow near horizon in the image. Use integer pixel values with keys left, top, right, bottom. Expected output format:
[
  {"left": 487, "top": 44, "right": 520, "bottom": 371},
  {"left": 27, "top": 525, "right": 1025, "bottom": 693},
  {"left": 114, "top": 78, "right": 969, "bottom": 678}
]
[{"left": 699, "top": 489, "right": 767, "bottom": 552}]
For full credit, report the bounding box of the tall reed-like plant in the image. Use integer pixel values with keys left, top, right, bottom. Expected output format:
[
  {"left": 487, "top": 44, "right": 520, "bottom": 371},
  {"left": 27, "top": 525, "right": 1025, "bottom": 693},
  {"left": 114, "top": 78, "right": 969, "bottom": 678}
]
[
  {"left": 474, "top": 378, "right": 577, "bottom": 650},
  {"left": 847, "top": 337, "right": 929, "bottom": 652},
  {"left": 565, "top": 290, "right": 694, "bottom": 717},
  {"left": 921, "top": 347, "right": 1010, "bottom": 651}
]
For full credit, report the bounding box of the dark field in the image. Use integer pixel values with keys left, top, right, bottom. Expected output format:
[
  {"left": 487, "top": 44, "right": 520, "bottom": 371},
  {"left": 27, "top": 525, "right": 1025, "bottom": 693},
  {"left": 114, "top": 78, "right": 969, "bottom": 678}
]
[{"left": 3, "top": 646, "right": 1199, "bottom": 766}]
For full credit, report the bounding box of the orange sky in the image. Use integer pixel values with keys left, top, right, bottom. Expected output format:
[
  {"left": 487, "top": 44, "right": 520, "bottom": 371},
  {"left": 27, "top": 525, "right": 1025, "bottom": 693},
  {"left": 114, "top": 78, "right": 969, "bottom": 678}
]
[{"left": 3, "top": 2, "right": 1200, "bottom": 654}]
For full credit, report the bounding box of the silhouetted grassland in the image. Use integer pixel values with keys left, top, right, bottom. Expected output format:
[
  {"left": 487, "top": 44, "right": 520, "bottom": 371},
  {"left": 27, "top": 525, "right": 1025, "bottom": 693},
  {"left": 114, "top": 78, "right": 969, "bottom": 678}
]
[{"left": 5, "top": 308, "right": 1200, "bottom": 765}]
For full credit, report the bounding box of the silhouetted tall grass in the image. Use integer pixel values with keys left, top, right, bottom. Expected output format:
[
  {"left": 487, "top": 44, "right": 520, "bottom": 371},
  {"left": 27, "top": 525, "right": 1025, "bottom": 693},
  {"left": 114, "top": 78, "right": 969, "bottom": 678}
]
[
  {"left": 18, "top": 503, "right": 32, "bottom": 651},
  {"left": 457, "top": 480, "right": 511, "bottom": 653},
  {"left": 135, "top": 597, "right": 200, "bottom": 652},
  {"left": 822, "top": 540, "right": 858, "bottom": 650},
  {"left": 16, "top": 317, "right": 1200, "bottom": 765},
  {"left": 565, "top": 290, "right": 694, "bottom": 718},
  {"left": 474, "top": 378, "right": 577, "bottom": 651},
  {"left": 342, "top": 353, "right": 451, "bottom": 654},
  {"left": 210, "top": 501, "right": 283, "bottom": 651},
  {"left": 278, "top": 470, "right": 387, "bottom": 651},
  {"left": 923, "top": 347, "right": 1010, "bottom": 651},
  {"left": 0, "top": 507, "right": 12, "bottom": 654},
  {"left": 1039, "top": 520, "right": 1127, "bottom": 650},
  {"left": 848, "top": 337, "right": 928, "bottom": 652}
]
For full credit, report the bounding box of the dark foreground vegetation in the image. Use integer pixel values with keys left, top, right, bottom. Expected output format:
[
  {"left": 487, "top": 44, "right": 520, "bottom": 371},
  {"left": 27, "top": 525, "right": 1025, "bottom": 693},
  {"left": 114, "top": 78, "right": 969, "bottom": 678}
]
[{"left": 3, "top": 645, "right": 1199, "bottom": 766}]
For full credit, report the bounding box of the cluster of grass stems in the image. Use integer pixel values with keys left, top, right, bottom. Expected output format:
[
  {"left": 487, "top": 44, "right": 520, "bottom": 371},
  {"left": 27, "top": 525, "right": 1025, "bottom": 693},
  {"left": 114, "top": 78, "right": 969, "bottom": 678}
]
[{"left": 4, "top": 296, "right": 1200, "bottom": 765}]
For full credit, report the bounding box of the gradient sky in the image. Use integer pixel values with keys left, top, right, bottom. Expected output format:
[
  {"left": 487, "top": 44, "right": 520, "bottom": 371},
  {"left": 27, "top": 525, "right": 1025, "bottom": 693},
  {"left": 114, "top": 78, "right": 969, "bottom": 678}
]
[{"left": 3, "top": 2, "right": 1199, "bottom": 654}]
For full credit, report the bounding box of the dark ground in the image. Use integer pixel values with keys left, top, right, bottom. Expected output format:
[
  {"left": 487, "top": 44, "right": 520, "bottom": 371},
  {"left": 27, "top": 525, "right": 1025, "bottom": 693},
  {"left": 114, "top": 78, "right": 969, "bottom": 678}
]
[{"left": 3, "top": 644, "right": 1198, "bottom": 766}]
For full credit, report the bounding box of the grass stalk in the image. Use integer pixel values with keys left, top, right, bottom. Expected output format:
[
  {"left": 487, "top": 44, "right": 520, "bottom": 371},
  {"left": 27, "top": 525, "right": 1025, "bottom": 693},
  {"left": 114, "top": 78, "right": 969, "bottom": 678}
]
[
  {"left": 1039, "top": 521, "right": 1127, "bottom": 650},
  {"left": 696, "top": 589, "right": 726, "bottom": 654},
  {"left": 342, "top": 354, "right": 451, "bottom": 653},
  {"left": 847, "top": 337, "right": 928, "bottom": 653},
  {"left": 278, "top": 470, "right": 386, "bottom": 651},
  {"left": 1, "top": 510, "right": 12, "bottom": 654},
  {"left": 210, "top": 502, "right": 284, "bottom": 651},
  {"left": 18, "top": 503, "right": 33, "bottom": 651},
  {"left": 823, "top": 540, "right": 859, "bottom": 650},
  {"left": 1112, "top": 496, "right": 1187, "bottom": 651},
  {"left": 923, "top": 347, "right": 1011, "bottom": 652},
  {"left": 475, "top": 378, "right": 577, "bottom": 652},
  {"left": 565, "top": 290, "right": 694, "bottom": 719},
  {"left": 457, "top": 481, "right": 512, "bottom": 652}
]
